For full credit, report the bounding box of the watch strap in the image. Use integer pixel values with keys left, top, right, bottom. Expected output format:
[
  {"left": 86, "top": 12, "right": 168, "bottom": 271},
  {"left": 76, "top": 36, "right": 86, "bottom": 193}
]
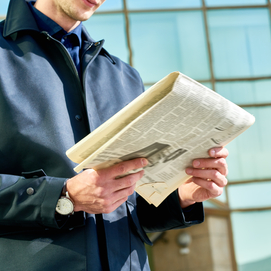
[{"left": 61, "top": 180, "right": 74, "bottom": 201}]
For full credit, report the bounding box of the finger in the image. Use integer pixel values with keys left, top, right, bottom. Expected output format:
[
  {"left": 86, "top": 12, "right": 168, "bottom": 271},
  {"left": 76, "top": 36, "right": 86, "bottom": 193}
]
[
  {"left": 186, "top": 168, "right": 228, "bottom": 187},
  {"left": 114, "top": 170, "right": 144, "bottom": 191},
  {"left": 209, "top": 147, "right": 229, "bottom": 158},
  {"left": 82, "top": 195, "right": 129, "bottom": 214},
  {"left": 192, "top": 177, "right": 224, "bottom": 198},
  {"left": 102, "top": 195, "right": 131, "bottom": 214},
  {"left": 98, "top": 171, "right": 143, "bottom": 207},
  {"left": 100, "top": 158, "right": 148, "bottom": 179},
  {"left": 192, "top": 158, "right": 228, "bottom": 176},
  {"left": 102, "top": 181, "right": 138, "bottom": 213}
]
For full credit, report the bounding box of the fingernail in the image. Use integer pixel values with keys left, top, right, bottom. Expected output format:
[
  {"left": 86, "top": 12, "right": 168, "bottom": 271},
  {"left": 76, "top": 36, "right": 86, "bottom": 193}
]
[
  {"left": 193, "top": 160, "right": 200, "bottom": 167},
  {"left": 141, "top": 158, "right": 148, "bottom": 166},
  {"left": 186, "top": 168, "right": 192, "bottom": 175},
  {"left": 210, "top": 150, "right": 215, "bottom": 157}
]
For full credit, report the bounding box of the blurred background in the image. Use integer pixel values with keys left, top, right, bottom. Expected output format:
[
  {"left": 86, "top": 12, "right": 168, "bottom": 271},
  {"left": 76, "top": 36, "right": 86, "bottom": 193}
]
[{"left": 1, "top": 0, "right": 271, "bottom": 270}]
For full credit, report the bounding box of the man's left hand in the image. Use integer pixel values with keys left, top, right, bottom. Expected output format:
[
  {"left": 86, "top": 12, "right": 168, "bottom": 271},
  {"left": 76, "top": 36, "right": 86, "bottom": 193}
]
[{"left": 178, "top": 147, "right": 229, "bottom": 209}]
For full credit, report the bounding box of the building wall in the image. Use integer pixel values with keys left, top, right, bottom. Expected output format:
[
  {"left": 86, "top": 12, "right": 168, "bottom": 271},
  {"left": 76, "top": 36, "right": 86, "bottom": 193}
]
[{"left": 152, "top": 213, "right": 234, "bottom": 271}]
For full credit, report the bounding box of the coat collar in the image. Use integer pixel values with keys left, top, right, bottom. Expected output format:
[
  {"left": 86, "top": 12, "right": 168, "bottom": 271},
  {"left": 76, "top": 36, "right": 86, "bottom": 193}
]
[
  {"left": 3, "top": 0, "right": 116, "bottom": 64},
  {"left": 4, "top": 0, "right": 89, "bottom": 43},
  {"left": 3, "top": 0, "right": 39, "bottom": 38}
]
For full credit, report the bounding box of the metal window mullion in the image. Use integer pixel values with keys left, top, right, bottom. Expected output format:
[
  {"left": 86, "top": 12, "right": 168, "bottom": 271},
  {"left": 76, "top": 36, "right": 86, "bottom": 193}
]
[
  {"left": 232, "top": 206, "right": 271, "bottom": 212},
  {"left": 229, "top": 178, "right": 271, "bottom": 186},
  {"left": 238, "top": 102, "right": 271, "bottom": 108},
  {"left": 117, "top": 5, "right": 267, "bottom": 14},
  {"left": 127, "top": 8, "right": 202, "bottom": 14},
  {"left": 122, "top": 0, "right": 133, "bottom": 66},
  {"left": 268, "top": 0, "right": 271, "bottom": 44},
  {"left": 206, "top": 5, "right": 268, "bottom": 10},
  {"left": 202, "top": 0, "right": 216, "bottom": 91}
]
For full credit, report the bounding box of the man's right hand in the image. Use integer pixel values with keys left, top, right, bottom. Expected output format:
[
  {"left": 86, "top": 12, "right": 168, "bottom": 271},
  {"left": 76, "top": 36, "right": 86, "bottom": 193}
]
[{"left": 66, "top": 158, "right": 148, "bottom": 214}]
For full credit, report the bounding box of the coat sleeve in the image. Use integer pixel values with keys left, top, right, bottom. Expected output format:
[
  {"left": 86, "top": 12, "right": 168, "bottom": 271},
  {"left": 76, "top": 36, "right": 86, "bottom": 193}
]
[
  {"left": 136, "top": 190, "right": 204, "bottom": 233},
  {"left": 0, "top": 173, "right": 84, "bottom": 230}
]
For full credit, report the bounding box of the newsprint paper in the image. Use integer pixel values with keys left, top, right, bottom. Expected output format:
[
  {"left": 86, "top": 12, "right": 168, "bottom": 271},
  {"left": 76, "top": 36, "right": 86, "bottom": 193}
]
[{"left": 66, "top": 72, "right": 255, "bottom": 207}]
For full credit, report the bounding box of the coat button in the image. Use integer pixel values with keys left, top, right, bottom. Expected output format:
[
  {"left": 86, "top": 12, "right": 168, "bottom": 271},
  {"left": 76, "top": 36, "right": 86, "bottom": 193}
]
[
  {"left": 75, "top": 115, "right": 82, "bottom": 121},
  {"left": 26, "top": 187, "right": 35, "bottom": 195}
]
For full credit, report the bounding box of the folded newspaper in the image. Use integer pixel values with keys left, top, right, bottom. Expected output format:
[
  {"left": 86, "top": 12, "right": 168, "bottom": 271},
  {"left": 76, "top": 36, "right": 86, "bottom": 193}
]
[{"left": 66, "top": 72, "right": 255, "bottom": 207}]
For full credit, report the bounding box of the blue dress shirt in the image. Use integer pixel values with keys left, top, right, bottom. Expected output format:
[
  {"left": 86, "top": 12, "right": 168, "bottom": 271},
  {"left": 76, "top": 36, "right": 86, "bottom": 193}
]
[{"left": 28, "top": 1, "right": 82, "bottom": 77}]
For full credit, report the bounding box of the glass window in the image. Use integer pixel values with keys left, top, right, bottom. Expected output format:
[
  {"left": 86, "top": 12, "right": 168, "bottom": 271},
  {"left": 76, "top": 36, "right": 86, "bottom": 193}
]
[
  {"left": 228, "top": 182, "right": 271, "bottom": 209},
  {"left": 201, "top": 82, "right": 213, "bottom": 89},
  {"left": 206, "top": 0, "right": 267, "bottom": 6},
  {"left": 0, "top": 0, "right": 9, "bottom": 15},
  {"left": 203, "top": 200, "right": 220, "bottom": 209},
  {"left": 84, "top": 14, "right": 129, "bottom": 63},
  {"left": 216, "top": 190, "right": 227, "bottom": 203},
  {"left": 216, "top": 80, "right": 271, "bottom": 105},
  {"left": 225, "top": 106, "right": 271, "bottom": 182},
  {"left": 208, "top": 9, "right": 271, "bottom": 79},
  {"left": 130, "top": 11, "right": 210, "bottom": 83},
  {"left": 98, "top": 0, "right": 123, "bottom": 11},
  {"left": 231, "top": 211, "right": 271, "bottom": 271},
  {"left": 127, "top": 0, "right": 201, "bottom": 10}
]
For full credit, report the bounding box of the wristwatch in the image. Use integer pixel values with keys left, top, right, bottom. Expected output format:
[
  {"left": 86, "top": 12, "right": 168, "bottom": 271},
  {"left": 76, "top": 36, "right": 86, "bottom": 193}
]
[{"left": 55, "top": 181, "right": 74, "bottom": 215}]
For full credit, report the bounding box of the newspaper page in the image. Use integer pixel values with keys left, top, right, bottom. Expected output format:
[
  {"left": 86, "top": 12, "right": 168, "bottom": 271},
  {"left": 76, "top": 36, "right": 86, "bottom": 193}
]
[
  {"left": 68, "top": 72, "right": 255, "bottom": 207},
  {"left": 66, "top": 72, "right": 179, "bottom": 164}
]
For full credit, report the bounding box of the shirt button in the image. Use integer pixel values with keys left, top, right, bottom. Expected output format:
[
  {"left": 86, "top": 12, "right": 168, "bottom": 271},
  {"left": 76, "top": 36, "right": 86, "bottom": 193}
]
[
  {"left": 26, "top": 187, "right": 35, "bottom": 195},
  {"left": 75, "top": 115, "right": 82, "bottom": 121}
]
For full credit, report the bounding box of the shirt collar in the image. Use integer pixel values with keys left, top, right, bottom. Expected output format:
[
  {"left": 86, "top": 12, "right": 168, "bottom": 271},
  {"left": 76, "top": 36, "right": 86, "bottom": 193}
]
[{"left": 27, "top": 1, "right": 82, "bottom": 47}]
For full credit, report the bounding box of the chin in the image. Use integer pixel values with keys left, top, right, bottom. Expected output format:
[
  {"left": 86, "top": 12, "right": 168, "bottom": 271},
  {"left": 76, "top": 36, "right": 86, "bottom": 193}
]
[
  {"left": 72, "top": 10, "right": 95, "bottom": 22},
  {"left": 80, "top": 14, "right": 94, "bottom": 21}
]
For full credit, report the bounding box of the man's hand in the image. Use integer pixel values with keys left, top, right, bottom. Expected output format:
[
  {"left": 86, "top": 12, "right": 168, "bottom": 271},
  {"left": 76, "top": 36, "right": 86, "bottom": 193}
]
[
  {"left": 66, "top": 158, "right": 148, "bottom": 214},
  {"left": 178, "top": 147, "right": 229, "bottom": 209}
]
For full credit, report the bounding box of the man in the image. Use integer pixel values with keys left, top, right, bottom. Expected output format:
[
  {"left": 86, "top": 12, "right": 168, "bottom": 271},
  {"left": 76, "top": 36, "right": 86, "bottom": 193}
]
[{"left": 0, "top": 0, "right": 228, "bottom": 270}]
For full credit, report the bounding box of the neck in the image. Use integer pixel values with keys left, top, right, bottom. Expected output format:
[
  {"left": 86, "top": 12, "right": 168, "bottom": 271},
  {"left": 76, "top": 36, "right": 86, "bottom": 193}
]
[{"left": 34, "top": 0, "right": 80, "bottom": 32}]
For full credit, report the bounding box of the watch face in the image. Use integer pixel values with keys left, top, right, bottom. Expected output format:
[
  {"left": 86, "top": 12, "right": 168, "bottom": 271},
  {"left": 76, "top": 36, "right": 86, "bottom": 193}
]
[{"left": 56, "top": 197, "right": 74, "bottom": 215}]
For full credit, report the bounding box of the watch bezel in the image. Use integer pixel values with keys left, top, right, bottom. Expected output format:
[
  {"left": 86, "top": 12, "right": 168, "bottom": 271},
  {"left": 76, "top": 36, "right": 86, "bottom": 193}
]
[{"left": 56, "top": 196, "right": 74, "bottom": 215}]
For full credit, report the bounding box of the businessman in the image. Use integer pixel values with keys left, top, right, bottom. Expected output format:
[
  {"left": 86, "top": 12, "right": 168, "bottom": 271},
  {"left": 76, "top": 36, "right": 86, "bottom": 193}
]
[{"left": 0, "top": 0, "right": 228, "bottom": 270}]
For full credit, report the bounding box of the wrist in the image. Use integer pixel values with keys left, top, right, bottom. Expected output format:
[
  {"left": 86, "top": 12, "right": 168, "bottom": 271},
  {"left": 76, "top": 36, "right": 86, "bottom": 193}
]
[
  {"left": 61, "top": 179, "right": 69, "bottom": 196},
  {"left": 178, "top": 187, "right": 196, "bottom": 209},
  {"left": 180, "top": 199, "right": 196, "bottom": 209},
  {"left": 55, "top": 179, "right": 75, "bottom": 216}
]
